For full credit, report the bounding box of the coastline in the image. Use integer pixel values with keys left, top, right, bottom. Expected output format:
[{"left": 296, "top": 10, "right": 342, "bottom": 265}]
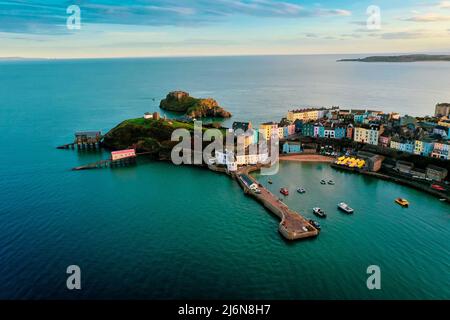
[{"left": 331, "top": 164, "right": 450, "bottom": 203}]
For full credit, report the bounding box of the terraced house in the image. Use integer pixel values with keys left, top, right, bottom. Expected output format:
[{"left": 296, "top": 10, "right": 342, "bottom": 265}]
[
  {"left": 431, "top": 142, "right": 449, "bottom": 160},
  {"left": 354, "top": 124, "right": 383, "bottom": 145},
  {"left": 414, "top": 140, "right": 435, "bottom": 157},
  {"left": 287, "top": 108, "right": 328, "bottom": 122}
]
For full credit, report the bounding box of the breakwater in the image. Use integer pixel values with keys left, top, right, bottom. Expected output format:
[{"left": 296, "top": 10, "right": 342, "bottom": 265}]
[{"left": 234, "top": 166, "right": 319, "bottom": 240}]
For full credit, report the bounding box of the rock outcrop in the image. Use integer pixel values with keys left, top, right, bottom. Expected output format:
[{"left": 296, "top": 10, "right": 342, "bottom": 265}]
[{"left": 160, "top": 91, "right": 232, "bottom": 119}]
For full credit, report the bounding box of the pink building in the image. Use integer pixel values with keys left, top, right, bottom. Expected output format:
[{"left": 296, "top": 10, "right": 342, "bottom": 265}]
[
  {"left": 111, "top": 149, "right": 136, "bottom": 161},
  {"left": 379, "top": 135, "right": 391, "bottom": 148},
  {"left": 346, "top": 125, "right": 354, "bottom": 139}
]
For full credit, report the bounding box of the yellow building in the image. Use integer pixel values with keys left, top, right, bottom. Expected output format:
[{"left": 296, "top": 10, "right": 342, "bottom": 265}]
[
  {"left": 390, "top": 140, "right": 401, "bottom": 150},
  {"left": 259, "top": 122, "right": 278, "bottom": 140},
  {"left": 437, "top": 119, "right": 450, "bottom": 128},
  {"left": 287, "top": 108, "right": 327, "bottom": 122},
  {"left": 354, "top": 125, "right": 381, "bottom": 145},
  {"left": 414, "top": 140, "right": 424, "bottom": 155}
]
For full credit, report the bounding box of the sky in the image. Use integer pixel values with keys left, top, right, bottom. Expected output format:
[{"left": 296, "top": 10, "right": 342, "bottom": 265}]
[{"left": 1, "top": 0, "right": 450, "bottom": 58}]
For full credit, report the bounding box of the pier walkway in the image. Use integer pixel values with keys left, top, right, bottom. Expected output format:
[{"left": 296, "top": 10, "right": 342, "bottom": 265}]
[{"left": 236, "top": 166, "right": 319, "bottom": 241}]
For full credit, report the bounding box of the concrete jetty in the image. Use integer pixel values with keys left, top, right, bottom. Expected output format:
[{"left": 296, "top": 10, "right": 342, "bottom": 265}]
[{"left": 235, "top": 166, "right": 319, "bottom": 241}]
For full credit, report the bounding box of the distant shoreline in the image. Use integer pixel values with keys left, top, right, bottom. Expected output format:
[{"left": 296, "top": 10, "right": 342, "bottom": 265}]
[{"left": 338, "top": 54, "right": 450, "bottom": 63}]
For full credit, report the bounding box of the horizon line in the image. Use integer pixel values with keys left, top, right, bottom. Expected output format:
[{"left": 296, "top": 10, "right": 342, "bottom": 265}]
[{"left": 1, "top": 51, "right": 449, "bottom": 61}]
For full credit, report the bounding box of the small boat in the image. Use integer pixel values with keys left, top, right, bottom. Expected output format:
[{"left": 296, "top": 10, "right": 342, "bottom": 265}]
[
  {"left": 297, "top": 188, "right": 306, "bottom": 194},
  {"left": 313, "top": 207, "right": 327, "bottom": 218},
  {"left": 268, "top": 179, "right": 273, "bottom": 184},
  {"left": 338, "top": 202, "right": 354, "bottom": 214},
  {"left": 440, "top": 198, "right": 447, "bottom": 202},
  {"left": 395, "top": 198, "right": 409, "bottom": 208},
  {"left": 309, "top": 220, "right": 321, "bottom": 230},
  {"left": 280, "top": 188, "right": 289, "bottom": 196},
  {"left": 328, "top": 180, "right": 335, "bottom": 185},
  {"left": 320, "top": 180, "right": 326, "bottom": 185},
  {"left": 431, "top": 184, "right": 446, "bottom": 192}
]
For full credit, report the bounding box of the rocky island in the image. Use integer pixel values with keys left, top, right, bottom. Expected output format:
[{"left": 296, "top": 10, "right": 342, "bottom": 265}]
[
  {"left": 338, "top": 54, "right": 450, "bottom": 63},
  {"left": 160, "top": 91, "right": 232, "bottom": 119}
]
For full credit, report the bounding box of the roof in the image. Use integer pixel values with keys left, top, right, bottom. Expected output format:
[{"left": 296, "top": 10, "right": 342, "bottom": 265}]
[
  {"left": 289, "top": 107, "right": 328, "bottom": 113},
  {"left": 240, "top": 174, "right": 256, "bottom": 188},
  {"left": 75, "top": 131, "right": 101, "bottom": 136},
  {"left": 232, "top": 122, "right": 251, "bottom": 132},
  {"left": 111, "top": 149, "right": 136, "bottom": 155}
]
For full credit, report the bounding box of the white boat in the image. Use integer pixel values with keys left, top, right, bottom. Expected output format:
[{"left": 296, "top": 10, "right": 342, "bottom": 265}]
[
  {"left": 297, "top": 188, "right": 306, "bottom": 194},
  {"left": 313, "top": 207, "right": 327, "bottom": 218},
  {"left": 338, "top": 202, "right": 354, "bottom": 214}
]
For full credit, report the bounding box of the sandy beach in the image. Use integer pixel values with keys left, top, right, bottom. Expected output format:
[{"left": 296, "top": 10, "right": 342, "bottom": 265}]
[{"left": 279, "top": 154, "right": 334, "bottom": 163}]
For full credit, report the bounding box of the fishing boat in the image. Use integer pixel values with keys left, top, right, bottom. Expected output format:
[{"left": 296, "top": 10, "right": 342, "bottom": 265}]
[
  {"left": 297, "top": 188, "right": 306, "bottom": 194},
  {"left": 395, "top": 198, "right": 409, "bottom": 208},
  {"left": 309, "top": 220, "right": 321, "bottom": 230},
  {"left": 431, "top": 184, "right": 446, "bottom": 191},
  {"left": 338, "top": 202, "right": 354, "bottom": 214},
  {"left": 313, "top": 207, "right": 327, "bottom": 218},
  {"left": 280, "top": 188, "right": 289, "bottom": 196}
]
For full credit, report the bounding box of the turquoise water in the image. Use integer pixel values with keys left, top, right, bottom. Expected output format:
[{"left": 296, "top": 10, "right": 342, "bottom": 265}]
[{"left": 0, "top": 56, "right": 449, "bottom": 299}]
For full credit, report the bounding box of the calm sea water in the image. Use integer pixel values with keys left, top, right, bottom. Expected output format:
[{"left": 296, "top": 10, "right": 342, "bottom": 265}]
[{"left": 0, "top": 56, "right": 449, "bottom": 299}]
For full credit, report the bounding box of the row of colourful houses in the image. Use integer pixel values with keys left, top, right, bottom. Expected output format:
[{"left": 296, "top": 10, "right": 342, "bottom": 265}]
[{"left": 258, "top": 122, "right": 296, "bottom": 141}]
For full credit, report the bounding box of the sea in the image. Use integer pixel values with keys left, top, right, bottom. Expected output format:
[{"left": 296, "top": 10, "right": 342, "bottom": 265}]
[{"left": 0, "top": 55, "right": 449, "bottom": 299}]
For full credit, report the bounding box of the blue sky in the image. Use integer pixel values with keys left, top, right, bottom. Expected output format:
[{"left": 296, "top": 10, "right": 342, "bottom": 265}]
[{"left": 1, "top": 0, "right": 450, "bottom": 58}]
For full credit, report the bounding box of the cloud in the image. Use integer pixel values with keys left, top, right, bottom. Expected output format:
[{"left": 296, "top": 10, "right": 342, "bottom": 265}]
[
  {"left": 379, "top": 31, "right": 426, "bottom": 40},
  {"left": 439, "top": 1, "right": 450, "bottom": 9},
  {"left": 402, "top": 13, "right": 450, "bottom": 22},
  {"left": 0, "top": 0, "right": 351, "bottom": 34}
]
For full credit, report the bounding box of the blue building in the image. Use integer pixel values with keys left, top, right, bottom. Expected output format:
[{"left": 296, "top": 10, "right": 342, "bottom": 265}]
[
  {"left": 294, "top": 119, "right": 303, "bottom": 133},
  {"left": 334, "top": 126, "right": 346, "bottom": 139},
  {"left": 302, "top": 123, "right": 314, "bottom": 137},
  {"left": 283, "top": 141, "right": 302, "bottom": 154},
  {"left": 354, "top": 114, "right": 367, "bottom": 124}
]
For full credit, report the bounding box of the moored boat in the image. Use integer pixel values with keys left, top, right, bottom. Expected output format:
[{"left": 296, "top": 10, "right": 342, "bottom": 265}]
[
  {"left": 395, "top": 198, "right": 409, "bottom": 207},
  {"left": 297, "top": 187, "right": 306, "bottom": 194},
  {"left": 338, "top": 202, "right": 354, "bottom": 214},
  {"left": 431, "top": 184, "right": 446, "bottom": 192},
  {"left": 328, "top": 180, "right": 335, "bottom": 185},
  {"left": 309, "top": 219, "right": 321, "bottom": 230},
  {"left": 320, "top": 180, "right": 326, "bottom": 185},
  {"left": 268, "top": 179, "right": 273, "bottom": 184},
  {"left": 313, "top": 207, "right": 327, "bottom": 218}
]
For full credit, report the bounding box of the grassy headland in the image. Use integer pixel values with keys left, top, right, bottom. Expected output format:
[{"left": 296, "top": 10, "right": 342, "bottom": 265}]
[{"left": 103, "top": 117, "right": 227, "bottom": 160}]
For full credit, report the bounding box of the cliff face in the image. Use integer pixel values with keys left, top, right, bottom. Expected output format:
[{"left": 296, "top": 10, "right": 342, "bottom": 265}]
[{"left": 160, "top": 91, "right": 232, "bottom": 119}]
